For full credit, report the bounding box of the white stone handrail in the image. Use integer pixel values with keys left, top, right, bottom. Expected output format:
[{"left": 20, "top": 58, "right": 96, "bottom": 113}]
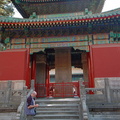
[
  {"left": 79, "top": 79, "right": 90, "bottom": 120},
  {"left": 110, "top": 88, "right": 120, "bottom": 103},
  {"left": 0, "top": 81, "right": 26, "bottom": 108},
  {"left": 16, "top": 89, "right": 34, "bottom": 120},
  {"left": 85, "top": 88, "right": 105, "bottom": 95},
  {"left": 27, "top": 89, "right": 34, "bottom": 98},
  {"left": 16, "top": 101, "right": 25, "bottom": 120},
  {"left": 84, "top": 78, "right": 120, "bottom": 104},
  {"left": 0, "top": 90, "right": 6, "bottom": 104},
  {"left": 85, "top": 88, "right": 105, "bottom": 92},
  {"left": 16, "top": 86, "right": 27, "bottom": 120},
  {"left": 16, "top": 80, "right": 35, "bottom": 120},
  {"left": 17, "top": 101, "right": 24, "bottom": 113}
]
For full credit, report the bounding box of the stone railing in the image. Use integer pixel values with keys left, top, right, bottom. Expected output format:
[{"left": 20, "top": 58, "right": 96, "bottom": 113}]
[
  {"left": 79, "top": 78, "right": 120, "bottom": 119},
  {"left": 16, "top": 86, "right": 28, "bottom": 120},
  {"left": 110, "top": 88, "right": 120, "bottom": 103},
  {"left": 85, "top": 88, "right": 106, "bottom": 103},
  {"left": 16, "top": 80, "right": 35, "bottom": 120},
  {"left": 0, "top": 81, "right": 26, "bottom": 109},
  {"left": 79, "top": 79, "right": 90, "bottom": 120},
  {"left": 0, "top": 90, "right": 7, "bottom": 107},
  {"left": 84, "top": 78, "right": 120, "bottom": 105}
]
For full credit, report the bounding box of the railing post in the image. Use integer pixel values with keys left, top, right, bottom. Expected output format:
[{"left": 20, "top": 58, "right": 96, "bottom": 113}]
[
  {"left": 16, "top": 86, "right": 28, "bottom": 120},
  {"left": 5, "top": 81, "right": 12, "bottom": 106},
  {"left": 21, "top": 86, "right": 27, "bottom": 120},
  {"left": 79, "top": 78, "right": 86, "bottom": 98},
  {"left": 79, "top": 78, "right": 89, "bottom": 120},
  {"left": 104, "top": 78, "right": 111, "bottom": 103},
  {"left": 31, "top": 79, "right": 35, "bottom": 90},
  {"left": 22, "top": 86, "right": 27, "bottom": 102}
]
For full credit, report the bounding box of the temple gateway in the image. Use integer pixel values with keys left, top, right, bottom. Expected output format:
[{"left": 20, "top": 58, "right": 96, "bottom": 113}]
[
  {"left": 0, "top": 0, "right": 120, "bottom": 96},
  {"left": 0, "top": 0, "right": 120, "bottom": 97}
]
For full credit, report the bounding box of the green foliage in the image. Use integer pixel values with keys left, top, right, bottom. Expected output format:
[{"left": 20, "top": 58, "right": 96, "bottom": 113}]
[
  {"left": 0, "top": 43, "right": 5, "bottom": 51},
  {"left": 0, "top": 0, "right": 14, "bottom": 16}
]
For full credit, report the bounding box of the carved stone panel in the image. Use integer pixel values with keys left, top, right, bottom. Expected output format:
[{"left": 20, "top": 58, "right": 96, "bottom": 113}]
[
  {"left": 55, "top": 48, "right": 72, "bottom": 83},
  {"left": 36, "top": 63, "right": 46, "bottom": 84},
  {"left": 82, "top": 52, "right": 89, "bottom": 82},
  {"left": 36, "top": 54, "right": 46, "bottom": 84}
]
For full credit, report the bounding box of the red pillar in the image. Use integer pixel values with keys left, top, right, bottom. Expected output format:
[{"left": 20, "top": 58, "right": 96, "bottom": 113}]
[
  {"left": 26, "top": 48, "right": 30, "bottom": 88},
  {"left": 46, "top": 65, "right": 50, "bottom": 97},
  {"left": 88, "top": 46, "right": 95, "bottom": 88},
  {"left": 31, "top": 54, "right": 36, "bottom": 87}
]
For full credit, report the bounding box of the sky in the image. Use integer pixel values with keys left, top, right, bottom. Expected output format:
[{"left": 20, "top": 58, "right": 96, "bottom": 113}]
[{"left": 13, "top": 0, "right": 120, "bottom": 18}]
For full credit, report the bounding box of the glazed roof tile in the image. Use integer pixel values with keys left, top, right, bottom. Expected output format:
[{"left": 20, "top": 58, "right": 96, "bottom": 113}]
[
  {"left": 14, "top": 0, "right": 77, "bottom": 3},
  {"left": 11, "top": 0, "right": 105, "bottom": 18},
  {"left": 0, "top": 8, "right": 120, "bottom": 23}
]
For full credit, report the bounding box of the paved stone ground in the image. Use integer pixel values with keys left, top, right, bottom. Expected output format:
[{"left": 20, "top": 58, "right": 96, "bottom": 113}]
[{"left": 0, "top": 112, "right": 16, "bottom": 120}]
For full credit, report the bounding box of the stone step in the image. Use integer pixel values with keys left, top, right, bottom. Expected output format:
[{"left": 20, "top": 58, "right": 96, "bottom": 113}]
[
  {"left": 34, "top": 98, "right": 81, "bottom": 120},
  {"left": 0, "top": 112, "right": 16, "bottom": 120},
  {"left": 39, "top": 103, "right": 79, "bottom": 106},
  {"left": 37, "top": 104, "right": 79, "bottom": 109},
  {"left": 37, "top": 108, "right": 78, "bottom": 111},
  {"left": 36, "top": 98, "right": 80, "bottom": 104},
  {"left": 34, "top": 118, "right": 80, "bottom": 120},
  {"left": 91, "top": 117, "right": 120, "bottom": 120},
  {"left": 36, "top": 98, "right": 80, "bottom": 102},
  {"left": 36, "top": 111, "right": 79, "bottom": 115},
  {"left": 88, "top": 103, "right": 120, "bottom": 109},
  {"left": 91, "top": 118, "right": 120, "bottom": 120},
  {"left": 90, "top": 115, "right": 120, "bottom": 120},
  {"left": 90, "top": 112, "right": 120, "bottom": 115},
  {"left": 34, "top": 114, "right": 80, "bottom": 119}
]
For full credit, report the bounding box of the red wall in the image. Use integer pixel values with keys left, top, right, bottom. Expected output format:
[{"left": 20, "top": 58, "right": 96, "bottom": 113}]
[
  {"left": 90, "top": 44, "right": 120, "bottom": 78},
  {"left": 0, "top": 49, "right": 30, "bottom": 86}
]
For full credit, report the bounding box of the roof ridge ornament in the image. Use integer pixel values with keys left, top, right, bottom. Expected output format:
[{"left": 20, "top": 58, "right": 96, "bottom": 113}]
[
  {"left": 14, "top": 0, "right": 81, "bottom": 3},
  {"left": 29, "top": 12, "right": 38, "bottom": 19},
  {"left": 84, "top": 8, "right": 92, "bottom": 15},
  {"left": 15, "top": 0, "right": 21, "bottom": 4}
]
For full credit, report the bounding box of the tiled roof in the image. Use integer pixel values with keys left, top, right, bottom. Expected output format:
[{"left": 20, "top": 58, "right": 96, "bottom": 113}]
[
  {"left": 0, "top": 8, "right": 119, "bottom": 27},
  {"left": 15, "top": 0, "right": 77, "bottom": 3},
  {"left": 11, "top": 0, "right": 105, "bottom": 18}
]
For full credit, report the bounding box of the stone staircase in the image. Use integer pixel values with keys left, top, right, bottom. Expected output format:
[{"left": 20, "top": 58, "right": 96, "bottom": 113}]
[
  {"left": 90, "top": 112, "right": 120, "bottom": 120},
  {"left": 34, "top": 98, "right": 81, "bottom": 120},
  {"left": 0, "top": 112, "right": 16, "bottom": 120}
]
